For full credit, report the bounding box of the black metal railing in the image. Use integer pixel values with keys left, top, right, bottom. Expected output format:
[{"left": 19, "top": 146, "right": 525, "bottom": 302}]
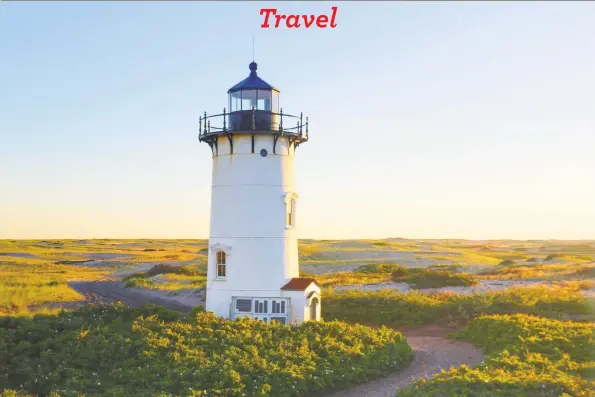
[{"left": 198, "top": 107, "right": 309, "bottom": 142}]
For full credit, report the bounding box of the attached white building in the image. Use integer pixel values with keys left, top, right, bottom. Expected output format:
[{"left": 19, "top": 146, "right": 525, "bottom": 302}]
[{"left": 198, "top": 61, "right": 320, "bottom": 325}]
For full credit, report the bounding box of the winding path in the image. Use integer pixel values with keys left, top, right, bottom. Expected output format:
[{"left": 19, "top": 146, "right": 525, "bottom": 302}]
[
  {"left": 67, "top": 280, "right": 484, "bottom": 397},
  {"left": 324, "top": 333, "right": 484, "bottom": 397}
]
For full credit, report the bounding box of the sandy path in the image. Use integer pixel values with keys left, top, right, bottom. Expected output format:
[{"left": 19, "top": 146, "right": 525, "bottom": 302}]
[
  {"left": 323, "top": 333, "right": 484, "bottom": 397},
  {"left": 68, "top": 281, "right": 201, "bottom": 314}
]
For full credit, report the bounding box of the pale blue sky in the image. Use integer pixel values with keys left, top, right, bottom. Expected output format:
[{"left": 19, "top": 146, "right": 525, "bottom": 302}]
[{"left": 1, "top": 2, "right": 594, "bottom": 240}]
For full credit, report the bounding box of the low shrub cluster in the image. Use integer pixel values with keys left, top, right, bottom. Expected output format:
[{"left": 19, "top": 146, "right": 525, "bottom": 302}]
[
  {"left": 323, "top": 285, "right": 593, "bottom": 328},
  {"left": 403, "top": 269, "right": 477, "bottom": 289},
  {"left": 123, "top": 264, "right": 206, "bottom": 290},
  {"left": 387, "top": 266, "right": 477, "bottom": 289},
  {"left": 398, "top": 314, "right": 595, "bottom": 396},
  {"left": 0, "top": 304, "right": 413, "bottom": 397},
  {"left": 303, "top": 270, "right": 392, "bottom": 287},
  {"left": 480, "top": 262, "right": 595, "bottom": 281},
  {"left": 355, "top": 263, "right": 403, "bottom": 274}
]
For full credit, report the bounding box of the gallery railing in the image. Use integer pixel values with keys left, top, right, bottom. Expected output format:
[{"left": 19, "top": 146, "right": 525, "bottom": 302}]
[{"left": 198, "top": 108, "right": 309, "bottom": 143}]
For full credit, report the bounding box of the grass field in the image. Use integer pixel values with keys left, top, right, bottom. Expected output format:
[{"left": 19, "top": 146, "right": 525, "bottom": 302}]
[
  {"left": 1, "top": 238, "right": 594, "bottom": 396},
  {"left": 1, "top": 238, "right": 594, "bottom": 316}
]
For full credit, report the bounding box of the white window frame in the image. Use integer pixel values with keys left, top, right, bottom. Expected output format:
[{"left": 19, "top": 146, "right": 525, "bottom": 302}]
[
  {"left": 283, "top": 192, "right": 299, "bottom": 229},
  {"left": 210, "top": 243, "right": 231, "bottom": 280}
]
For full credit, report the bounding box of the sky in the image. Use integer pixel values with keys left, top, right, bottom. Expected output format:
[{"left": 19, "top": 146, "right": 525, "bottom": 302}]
[{"left": 0, "top": 1, "right": 594, "bottom": 240}]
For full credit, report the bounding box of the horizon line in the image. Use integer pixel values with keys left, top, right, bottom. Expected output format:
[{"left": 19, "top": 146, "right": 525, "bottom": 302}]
[{"left": 1, "top": 237, "right": 594, "bottom": 242}]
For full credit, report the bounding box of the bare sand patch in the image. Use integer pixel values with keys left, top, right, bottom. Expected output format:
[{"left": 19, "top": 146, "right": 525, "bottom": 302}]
[
  {"left": 61, "top": 252, "right": 134, "bottom": 260},
  {"left": 0, "top": 252, "right": 38, "bottom": 258}
]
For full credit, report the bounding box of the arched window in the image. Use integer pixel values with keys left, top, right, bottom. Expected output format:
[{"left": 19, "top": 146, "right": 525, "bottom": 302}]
[
  {"left": 283, "top": 192, "right": 299, "bottom": 229},
  {"left": 216, "top": 251, "right": 226, "bottom": 278}
]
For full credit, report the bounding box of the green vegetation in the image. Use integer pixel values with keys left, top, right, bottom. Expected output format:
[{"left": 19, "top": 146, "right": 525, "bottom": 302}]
[
  {"left": 307, "top": 264, "right": 477, "bottom": 289},
  {"left": 0, "top": 261, "right": 106, "bottom": 316},
  {"left": 391, "top": 267, "right": 478, "bottom": 289},
  {"left": 301, "top": 270, "right": 392, "bottom": 287},
  {"left": 398, "top": 314, "right": 594, "bottom": 396},
  {"left": 323, "top": 285, "right": 593, "bottom": 328},
  {"left": 123, "top": 264, "right": 207, "bottom": 290},
  {"left": 1, "top": 238, "right": 594, "bottom": 396},
  {"left": 355, "top": 263, "right": 403, "bottom": 273},
  {"left": 0, "top": 304, "right": 413, "bottom": 397},
  {"left": 480, "top": 262, "right": 595, "bottom": 281}
]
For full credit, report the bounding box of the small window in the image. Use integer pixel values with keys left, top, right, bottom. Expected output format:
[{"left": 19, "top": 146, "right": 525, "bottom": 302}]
[
  {"left": 286, "top": 198, "right": 296, "bottom": 227},
  {"left": 236, "top": 299, "right": 251, "bottom": 312},
  {"left": 216, "top": 251, "right": 226, "bottom": 278},
  {"left": 255, "top": 300, "right": 268, "bottom": 314},
  {"left": 271, "top": 300, "right": 286, "bottom": 314}
]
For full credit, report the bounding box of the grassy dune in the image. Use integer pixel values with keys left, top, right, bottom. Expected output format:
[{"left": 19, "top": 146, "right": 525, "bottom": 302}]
[{"left": 2, "top": 238, "right": 594, "bottom": 315}]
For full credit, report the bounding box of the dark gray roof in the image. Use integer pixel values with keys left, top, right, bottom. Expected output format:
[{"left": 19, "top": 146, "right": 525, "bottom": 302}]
[{"left": 228, "top": 62, "right": 278, "bottom": 93}]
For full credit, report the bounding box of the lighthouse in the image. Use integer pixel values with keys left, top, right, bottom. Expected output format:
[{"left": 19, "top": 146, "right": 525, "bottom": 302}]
[{"left": 198, "top": 62, "right": 321, "bottom": 324}]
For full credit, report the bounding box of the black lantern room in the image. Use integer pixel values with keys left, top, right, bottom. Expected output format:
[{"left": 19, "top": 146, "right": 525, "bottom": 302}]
[{"left": 199, "top": 62, "right": 308, "bottom": 154}]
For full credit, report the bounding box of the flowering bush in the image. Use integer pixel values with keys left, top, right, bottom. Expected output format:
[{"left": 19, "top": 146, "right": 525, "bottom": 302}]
[
  {"left": 0, "top": 304, "right": 413, "bottom": 397},
  {"left": 397, "top": 314, "right": 595, "bottom": 396}
]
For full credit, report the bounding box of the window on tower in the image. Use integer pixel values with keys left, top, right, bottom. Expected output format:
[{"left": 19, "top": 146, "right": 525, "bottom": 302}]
[
  {"left": 216, "top": 251, "right": 226, "bottom": 278},
  {"left": 286, "top": 198, "right": 296, "bottom": 228}
]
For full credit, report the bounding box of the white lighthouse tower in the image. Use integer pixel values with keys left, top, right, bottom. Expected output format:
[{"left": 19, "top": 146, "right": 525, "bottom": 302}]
[{"left": 198, "top": 62, "right": 321, "bottom": 324}]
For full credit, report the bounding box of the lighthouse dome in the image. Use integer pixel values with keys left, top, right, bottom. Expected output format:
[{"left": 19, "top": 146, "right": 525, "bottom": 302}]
[{"left": 227, "top": 62, "right": 278, "bottom": 93}]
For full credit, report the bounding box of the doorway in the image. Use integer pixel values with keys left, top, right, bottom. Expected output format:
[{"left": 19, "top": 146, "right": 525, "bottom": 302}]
[{"left": 310, "top": 297, "right": 319, "bottom": 321}]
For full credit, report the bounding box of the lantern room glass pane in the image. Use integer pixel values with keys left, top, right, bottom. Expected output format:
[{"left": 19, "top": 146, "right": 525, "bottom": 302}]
[
  {"left": 257, "top": 90, "right": 271, "bottom": 111},
  {"left": 272, "top": 91, "right": 279, "bottom": 113},
  {"left": 241, "top": 89, "right": 257, "bottom": 111},
  {"left": 229, "top": 91, "right": 242, "bottom": 112}
]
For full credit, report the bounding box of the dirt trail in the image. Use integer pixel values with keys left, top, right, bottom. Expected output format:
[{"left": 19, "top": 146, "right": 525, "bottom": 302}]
[
  {"left": 69, "top": 281, "right": 198, "bottom": 313},
  {"left": 323, "top": 335, "right": 484, "bottom": 397}
]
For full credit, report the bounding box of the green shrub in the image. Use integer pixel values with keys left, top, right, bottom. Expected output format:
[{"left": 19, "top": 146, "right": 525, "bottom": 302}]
[
  {"left": 406, "top": 269, "right": 477, "bottom": 289},
  {"left": 145, "top": 263, "right": 197, "bottom": 277},
  {"left": 355, "top": 263, "right": 404, "bottom": 274},
  {"left": 390, "top": 265, "right": 410, "bottom": 280},
  {"left": 0, "top": 304, "right": 413, "bottom": 397},
  {"left": 428, "top": 264, "right": 462, "bottom": 273},
  {"left": 498, "top": 259, "right": 515, "bottom": 266},
  {"left": 323, "top": 286, "right": 593, "bottom": 328},
  {"left": 398, "top": 314, "right": 595, "bottom": 396},
  {"left": 388, "top": 268, "right": 477, "bottom": 288},
  {"left": 122, "top": 264, "right": 203, "bottom": 289},
  {"left": 188, "top": 304, "right": 206, "bottom": 319}
]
